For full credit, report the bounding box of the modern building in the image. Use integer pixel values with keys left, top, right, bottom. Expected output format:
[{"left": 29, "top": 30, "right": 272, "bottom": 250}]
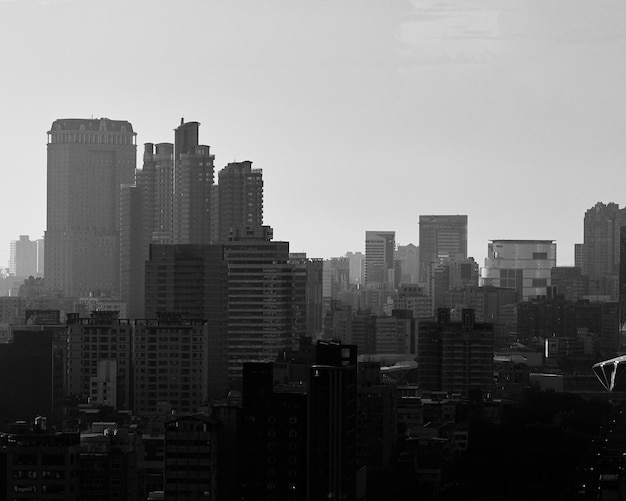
[
  {"left": 223, "top": 231, "right": 308, "bottom": 386},
  {"left": 66, "top": 311, "right": 133, "bottom": 410},
  {"left": 417, "top": 309, "right": 494, "bottom": 399},
  {"left": 396, "top": 243, "right": 420, "bottom": 285},
  {"left": 0, "top": 330, "right": 65, "bottom": 426},
  {"left": 45, "top": 118, "right": 136, "bottom": 297},
  {"left": 418, "top": 215, "right": 467, "bottom": 282},
  {"left": 9, "top": 235, "right": 39, "bottom": 278},
  {"left": 239, "top": 363, "right": 308, "bottom": 500},
  {"left": 480, "top": 240, "right": 556, "bottom": 300},
  {"left": 143, "top": 230, "right": 312, "bottom": 393},
  {"left": 308, "top": 341, "right": 359, "bottom": 501},
  {"left": 133, "top": 317, "right": 209, "bottom": 416},
  {"left": 120, "top": 120, "right": 215, "bottom": 318},
  {"left": 143, "top": 244, "right": 228, "bottom": 399},
  {"left": 364, "top": 231, "right": 396, "bottom": 287},
  {"left": 582, "top": 202, "right": 626, "bottom": 299},
  {"left": 163, "top": 413, "right": 220, "bottom": 500},
  {"left": 550, "top": 266, "right": 589, "bottom": 302},
  {"left": 216, "top": 160, "right": 264, "bottom": 242}
]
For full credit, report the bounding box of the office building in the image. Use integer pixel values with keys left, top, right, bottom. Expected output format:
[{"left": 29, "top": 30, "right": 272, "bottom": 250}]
[
  {"left": 480, "top": 240, "right": 556, "bottom": 300},
  {"left": 45, "top": 118, "right": 136, "bottom": 297},
  {"left": 418, "top": 215, "right": 467, "bottom": 282},
  {"left": 308, "top": 341, "right": 359, "bottom": 501},
  {"left": 239, "top": 363, "right": 308, "bottom": 500},
  {"left": 144, "top": 230, "right": 310, "bottom": 392},
  {"left": 66, "top": 311, "right": 133, "bottom": 409},
  {"left": 9, "top": 235, "right": 39, "bottom": 278},
  {"left": 364, "top": 231, "right": 395, "bottom": 287},
  {"left": 418, "top": 309, "right": 493, "bottom": 399},
  {"left": 396, "top": 243, "right": 419, "bottom": 285},
  {"left": 164, "top": 413, "right": 220, "bottom": 500},
  {"left": 551, "top": 266, "right": 589, "bottom": 302},
  {"left": 224, "top": 232, "right": 308, "bottom": 385},
  {"left": 144, "top": 244, "right": 228, "bottom": 399},
  {"left": 582, "top": 202, "right": 626, "bottom": 299},
  {"left": 0, "top": 330, "right": 65, "bottom": 426},
  {"left": 133, "top": 317, "right": 209, "bottom": 416},
  {"left": 216, "top": 160, "right": 264, "bottom": 242}
]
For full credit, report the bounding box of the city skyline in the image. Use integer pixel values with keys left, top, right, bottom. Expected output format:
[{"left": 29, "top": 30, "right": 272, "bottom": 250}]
[{"left": 2, "top": 0, "right": 626, "bottom": 267}]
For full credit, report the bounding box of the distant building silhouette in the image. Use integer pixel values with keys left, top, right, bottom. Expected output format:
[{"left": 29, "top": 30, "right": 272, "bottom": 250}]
[
  {"left": 418, "top": 215, "right": 467, "bottom": 282},
  {"left": 364, "top": 231, "right": 396, "bottom": 287},
  {"left": 582, "top": 202, "right": 626, "bottom": 299},
  {"left": 121, "top": 120, "right": 215, "bottom": 317},
  {"left": 9, "top": 235, "right": 40, "bottom": 278},
  {"left": 45, "top": 118, "right": 136, "bottom": 297},
  {"left": 216, "top": 160, "right": 264, "bottom": 242}
]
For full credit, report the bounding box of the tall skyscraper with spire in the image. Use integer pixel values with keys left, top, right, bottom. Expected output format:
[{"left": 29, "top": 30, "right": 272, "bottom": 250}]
[{"left": 45, "top": 118, "right": 136, "bottom": 297}]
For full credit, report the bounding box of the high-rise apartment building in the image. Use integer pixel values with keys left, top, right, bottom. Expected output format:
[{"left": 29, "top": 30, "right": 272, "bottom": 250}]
[
  {"left": 133, "top": 318, "right": 210, "bottom": 415},
  {"left": 66, "top": 311, "right": 133, "bottom": 410},
  {"left": 120, "top": 120, "right": 215, "bottom": 317},
  {"left": 480, "top": 240, "right": 556, "bottom": 300},
  {"left": 364, "top": 231, "right": 395, "bottom": 287},
  {"left": 309, "top": 341, "right": 358, "bottom": 501},
  {"left": 45, "top": 118, "right": 136, "bottom": 297},
  {"left": 417, "top": 309, "right": 493, "bottom": 399},
  {"left": 216, "top": 160, "right": 263, "bottom": 242},
  {"left": 9, "top": 235, "right": 39, "bottom": 278},
  {"left": 582, "top": 202, "right": 626, "bottom": 299},
  {"left": 143, "top": 229, "right": 310, "bottom": 393},
  {"left": 418, "top": 215, "right": 467, "bottom": 282}
]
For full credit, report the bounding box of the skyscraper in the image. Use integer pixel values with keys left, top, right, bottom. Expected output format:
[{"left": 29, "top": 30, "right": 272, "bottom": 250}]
[
  {"left": 120, "top": 120, "right": 215, "bottom": 317},
  {"left": 364, "top": 231, "right": 395, "bottom": 287},
  {"left": 9, "top": 235, "right": 39, "bottom": 278},
  {"left": 582, "top": 202, "right": 626, "bottom": 299},
  {"left": 216, "top": 160, "right": 263, "bottom": 242},
  {"left": 45, "top": 118, "right": 136, "bottom": 297},
  {"left": 418, "top": 215, "right": 468, "bottom": 282}
]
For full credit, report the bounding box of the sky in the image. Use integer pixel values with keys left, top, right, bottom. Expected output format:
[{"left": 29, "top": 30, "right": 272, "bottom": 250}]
[{"left": 1, "top": 0, "right": 625, "bottom": 268}]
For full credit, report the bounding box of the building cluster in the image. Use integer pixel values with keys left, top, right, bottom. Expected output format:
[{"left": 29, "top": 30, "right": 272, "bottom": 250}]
[{"left": 1, "top": 116, "right": 626, "bottom": 499}]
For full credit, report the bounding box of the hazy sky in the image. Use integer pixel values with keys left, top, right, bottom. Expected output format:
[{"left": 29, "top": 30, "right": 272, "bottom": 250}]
[{"left": 1, "top": 0, "right": 625, "bottom": 268}]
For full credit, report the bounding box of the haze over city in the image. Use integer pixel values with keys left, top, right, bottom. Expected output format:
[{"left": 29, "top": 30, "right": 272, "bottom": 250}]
[{"left": 2, "top": 0, "right": 626, "bottom": 265}]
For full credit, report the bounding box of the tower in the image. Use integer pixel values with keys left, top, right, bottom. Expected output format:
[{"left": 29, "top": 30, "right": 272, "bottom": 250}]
[
  {"left": 364, "top": 231, "right": 395, "bottom": 287},
  {"left": 120, "top": 120, "right": 215, "bottom": 317},
  {"left": 217, "top": 160, "right": 263, "bottom": 242},
  {"left": 418, "top": 215, "right": 467, "bottom": 282},
  {"left": 45, "top": 118, "right": 136, "bottom": 297},
  {"left": 582, "top": 202, "right": 626, "bottom": 299}
]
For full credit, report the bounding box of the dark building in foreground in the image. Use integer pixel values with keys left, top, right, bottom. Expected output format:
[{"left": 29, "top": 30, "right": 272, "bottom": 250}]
[
  {"left": 240, "top": 363, "right": 308, "bottom": 500},
  {"left": 308, "top": 341, "right": 360, "bottom": 501},
  {"left": 164, "top": 413, "right": 220, "bottom": 500},
  {"left": 0, "top": 422, "right": 80, "bottom": 500},
  {"left": 418, "top": 309, "right": 494, "bottom": 399},
  {"left": 0, "top": 330, "right": 65, "bottom": 426}
]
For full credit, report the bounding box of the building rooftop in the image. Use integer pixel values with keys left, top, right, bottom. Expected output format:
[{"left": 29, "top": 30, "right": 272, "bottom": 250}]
[{"left": 49, "top": 118, "right": 134, "bottom": 134}]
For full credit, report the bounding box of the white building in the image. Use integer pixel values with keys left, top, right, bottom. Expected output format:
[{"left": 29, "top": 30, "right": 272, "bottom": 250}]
[{"left": 480, "top": 240, "right": 556, "bottom": 300}]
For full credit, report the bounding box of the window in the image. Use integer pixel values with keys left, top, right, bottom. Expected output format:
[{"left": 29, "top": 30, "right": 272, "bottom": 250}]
[
  {"left": 532, "top": 278, "right": 548, "bottom": 287},
  {"left": 532, "top": 252, "right": 548, "bottom": 260}
]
